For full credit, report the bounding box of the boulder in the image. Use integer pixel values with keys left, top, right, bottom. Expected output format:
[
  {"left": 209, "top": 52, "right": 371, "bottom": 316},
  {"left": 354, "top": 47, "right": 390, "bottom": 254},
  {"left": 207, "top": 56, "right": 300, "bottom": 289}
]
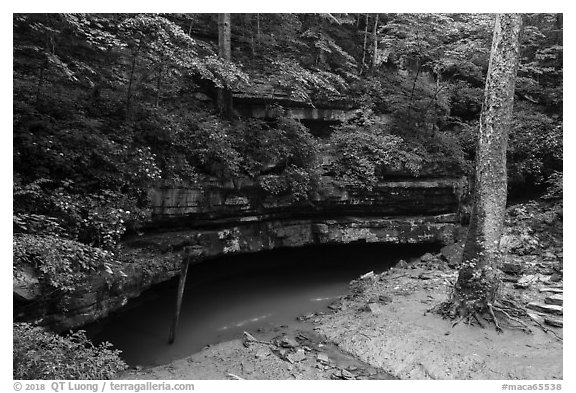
[
  {"left": 501, "top": 261, "right": 524, "bottom": 276},
  {"left": 397, "top": 259, "right": 409, "bottom": 269},
  {"left": 440, "top": 243, "right": 463, "bottom": 268}
]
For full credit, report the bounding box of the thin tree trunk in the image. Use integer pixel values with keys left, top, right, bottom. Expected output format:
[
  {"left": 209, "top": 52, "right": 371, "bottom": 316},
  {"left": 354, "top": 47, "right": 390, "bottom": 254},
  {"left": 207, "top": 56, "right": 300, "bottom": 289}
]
[
  {"left": 407, "top": 59, "right": 420, "bottom": 121},
  {"left": 126, "top": 36, "right": 143, "bottom": 119},
  {"left": 256, "top": 13, "right": 261, "bottom": 49},
  {"left": 372, "top": 13, "right": 379, "bottom": 69},
  {"left": 155, "top": 60, "right": 163, "bottom": 108},
  {"left": 36, "top": 62, "right": 46, "bottom": 105},
  {"left": 217, "top": 13, "right": 233, "bottom": 120},
  {"left": 454, "top": 14, "right": 523, "bottom": 315},
  {"left": 361, "top": 14, "right": 369, "bottom": 72}
]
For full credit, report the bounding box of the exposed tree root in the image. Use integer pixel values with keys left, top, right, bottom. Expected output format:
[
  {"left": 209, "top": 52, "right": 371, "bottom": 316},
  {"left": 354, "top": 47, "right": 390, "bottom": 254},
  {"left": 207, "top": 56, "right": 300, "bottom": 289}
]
[
  {"left": 487, "top": 303, "right": 503, "bottom": 333},
  {"left": 432, "top": 292, "right": 561, "bottom": 341},
  {"left": 526, "top": 313, "right": 563, "bottom": 342},
  {"left": 492, "top": 304, "right": 531, "bottom": 333}
]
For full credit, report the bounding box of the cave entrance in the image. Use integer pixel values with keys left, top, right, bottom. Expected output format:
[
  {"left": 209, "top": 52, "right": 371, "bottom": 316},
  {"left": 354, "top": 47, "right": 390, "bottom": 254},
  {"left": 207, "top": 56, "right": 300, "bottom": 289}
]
[{"left": 89, "top": 242, "right": 439, "bottom": 366}]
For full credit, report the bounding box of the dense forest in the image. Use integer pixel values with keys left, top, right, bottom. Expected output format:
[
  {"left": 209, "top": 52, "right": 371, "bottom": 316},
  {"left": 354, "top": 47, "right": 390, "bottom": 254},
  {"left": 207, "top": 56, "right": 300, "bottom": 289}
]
[{"left": 13, "top": 13, "right": 562, "bottom": 379}]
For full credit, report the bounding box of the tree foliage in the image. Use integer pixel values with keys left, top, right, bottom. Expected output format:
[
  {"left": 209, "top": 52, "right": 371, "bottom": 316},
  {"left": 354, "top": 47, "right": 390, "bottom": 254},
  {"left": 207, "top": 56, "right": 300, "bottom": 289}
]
[{"left": 13, "top": 323, "right": 127, "bottom": 379}]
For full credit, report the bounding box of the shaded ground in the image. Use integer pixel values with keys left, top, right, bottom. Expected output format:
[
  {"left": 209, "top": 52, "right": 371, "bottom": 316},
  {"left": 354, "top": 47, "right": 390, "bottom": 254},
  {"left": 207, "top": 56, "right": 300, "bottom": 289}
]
[
  {"left": 122, "top": 322, "right": 393, "bottom": 380},
  {"left": 121, "top": 200, "right": 563, "bottom": 380}
]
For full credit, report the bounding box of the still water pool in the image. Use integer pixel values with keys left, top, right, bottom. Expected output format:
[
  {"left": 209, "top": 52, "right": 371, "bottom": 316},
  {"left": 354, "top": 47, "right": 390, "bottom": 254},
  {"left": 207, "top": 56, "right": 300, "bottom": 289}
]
[{"left": 90, "top": 243, "right": 435, "bottom": 366}]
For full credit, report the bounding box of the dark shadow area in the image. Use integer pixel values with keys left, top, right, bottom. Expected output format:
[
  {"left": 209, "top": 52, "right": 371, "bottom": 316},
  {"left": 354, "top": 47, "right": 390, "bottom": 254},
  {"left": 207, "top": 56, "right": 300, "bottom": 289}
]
[{"left": 88, "top": 242, "right": 439, "bottom": 366}]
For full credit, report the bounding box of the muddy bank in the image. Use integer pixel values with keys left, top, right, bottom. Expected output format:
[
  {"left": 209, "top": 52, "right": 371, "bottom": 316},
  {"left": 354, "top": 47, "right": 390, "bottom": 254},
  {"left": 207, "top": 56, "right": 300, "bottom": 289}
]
[
  {"left": 122, "top": 323, "right": 393, "bottom": 380},
  {"left": 316, "top": 264, "right": 562, "bottom": 379}
]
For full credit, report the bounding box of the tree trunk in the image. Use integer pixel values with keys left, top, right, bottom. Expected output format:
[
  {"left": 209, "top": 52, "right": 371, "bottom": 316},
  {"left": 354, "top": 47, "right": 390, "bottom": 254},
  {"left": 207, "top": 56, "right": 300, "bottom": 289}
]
[
  {"left": 452, "top": 14, "right": 523, "bottom": 317},
  {"left": 372, "top": 14, "right": 379, "bottom": 69},
  {"left": 217, "top": 13, "right": 233, "bottom": 120},
  {"left": 155, "top": 58, "right": 163, "bottom": 108},
  {"left": 126, "top": 35, "right": 143, "bottom": 120},
  {"left": 361, "top": 14, "right": 369, "bottom": 73}
]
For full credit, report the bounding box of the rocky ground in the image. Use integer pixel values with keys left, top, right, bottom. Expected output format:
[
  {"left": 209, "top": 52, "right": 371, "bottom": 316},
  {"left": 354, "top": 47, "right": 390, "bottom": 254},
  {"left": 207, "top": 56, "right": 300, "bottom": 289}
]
[{"left": 122, "top": 200, "right": 563, "bottom": 380}]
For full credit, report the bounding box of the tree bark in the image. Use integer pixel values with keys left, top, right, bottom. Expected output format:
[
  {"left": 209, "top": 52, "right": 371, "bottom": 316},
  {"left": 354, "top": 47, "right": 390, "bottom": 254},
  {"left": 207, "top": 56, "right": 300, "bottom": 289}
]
[
  {"left": 361, "top": 14, "right": 369, "bottom": 72},
  {"left": 217, "top": 13, "right": 233, "bottom": 120},
  {"left": 453, "top": 14, "right": 523, "bottom": 315},
  {"left": 126, "top": 35, "right": 143, "bottom": 120},
  {"left": 372, "top": 13, "right": 379, "bottom": 69}
]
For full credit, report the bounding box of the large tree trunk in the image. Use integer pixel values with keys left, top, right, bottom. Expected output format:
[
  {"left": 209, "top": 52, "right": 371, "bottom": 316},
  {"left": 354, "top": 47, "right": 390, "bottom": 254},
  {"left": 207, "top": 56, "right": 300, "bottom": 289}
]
[
  {"left": 451, "top": 14, "right": 522, "bottom": 318},
  {"left": 217, "top": 13, "right": 233, "bottom": 120}
]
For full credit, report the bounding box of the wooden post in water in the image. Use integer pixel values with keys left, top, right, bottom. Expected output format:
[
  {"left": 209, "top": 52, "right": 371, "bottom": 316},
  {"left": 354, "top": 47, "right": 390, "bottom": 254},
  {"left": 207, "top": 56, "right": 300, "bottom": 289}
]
[{"left": 168, "top": 249, "right": 191, "bottom": 344}]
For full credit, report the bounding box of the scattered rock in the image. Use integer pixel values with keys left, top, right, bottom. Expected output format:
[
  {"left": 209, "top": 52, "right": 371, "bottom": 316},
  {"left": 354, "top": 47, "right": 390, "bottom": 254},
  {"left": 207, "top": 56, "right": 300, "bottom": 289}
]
[
  {"left": 297, "top": 312, "right": 316, "bottom": 321},
  {"left": 332, "top": 368, "right": 355, "bottom": 380},
  {"left": 328, "top": 301, "right": 342, "bottom": 311},
  {"left": 541, "top": 211, "right": 557, "bottom": 225},
  {"left": 378, "top": 295, "right": 392, "bottom": 304},
  {"left": 440, "top": 243, "right": 464, "bottom": 268},
  {"left": 255, "top": 347, "right": 271, "bottom": 359},
  {"left": 501, "top": 262, "right": 524, "bottom": 276},
  {"left": 539, "top": 287, "right": 563, "bottom": 294},
  {"left": 550, "top": 272, "right": 562, "bottom": 282},
  {"left": 279, "top": 336, "right": 299, "bottom": 348},
  {"left": 514, "top": 274, "right": 536, "bottom": 289},
  {"left": 286, "top": 349, "right": 306, "bottom": 363},
  {"left": 276, "top": 348, "right": 292, "bottom": 363},
  {"left": 544, "top": 317, "right": 563, "bottom": 328},
  {"left": 317, "top": 353, "right": 330, "bottom": 363},
  {"left": 420, "top": 253, "right": 435, "bottom": 262},
  {"left": 367, "top": 303, "right": 382, "bottom": 314},
  {"left": 544, "top": 294, "right": 563, "bottom": 306},
  {"left": 397, "top": 259, "right": 409, "bottom": 269},
  {"left": 296, "top": 332, "right": 309, "bottom": 341},
  {"left": 526, "top": 302, "right": 563, "bottom": 316}
]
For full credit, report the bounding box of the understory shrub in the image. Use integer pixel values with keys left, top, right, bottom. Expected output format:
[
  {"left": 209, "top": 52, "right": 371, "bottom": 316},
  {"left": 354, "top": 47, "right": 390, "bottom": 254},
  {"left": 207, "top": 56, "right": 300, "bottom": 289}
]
[
  {"left": 13, "top": 322, "right": 127, "bottom": 380},
  {"left": 329, "top": 116, "right": 424, "bottom": 190},
  {"left": 13, "top": 234, "right": 121, "bottom": 292},
  {"left": 14, "top": 180, "right": 148, "bottom": 250},
  {"left": 508, "top": 107, "right": 562, "bottom": 186}
]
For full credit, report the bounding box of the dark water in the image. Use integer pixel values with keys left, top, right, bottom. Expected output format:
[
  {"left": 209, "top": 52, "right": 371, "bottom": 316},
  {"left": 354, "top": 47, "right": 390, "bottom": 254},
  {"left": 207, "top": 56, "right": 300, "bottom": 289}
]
[{"left": 90, "top": 243, "right": 437, "bottom": 366}]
